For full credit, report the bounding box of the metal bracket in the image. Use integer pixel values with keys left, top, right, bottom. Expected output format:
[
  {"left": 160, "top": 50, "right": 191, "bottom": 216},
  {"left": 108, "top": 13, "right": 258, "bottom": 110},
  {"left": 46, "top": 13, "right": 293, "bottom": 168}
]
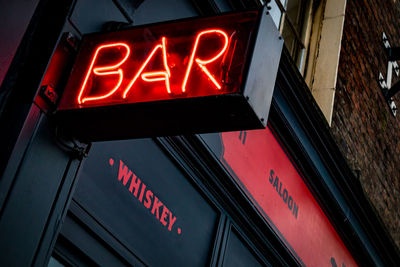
[
  {"left": 379, "top": 32, "right": 398, "bottom": 116},
  {"left": 54, "top": 126, "right": 91, "bottom": 160},
  {"left": 40, "top": 85, "right": 58, "bottom": 105},
  {"left": 386, "top": 46, "right": 400, "bottom": 61},
  {"left": 64, "top": 32, "right": 79, "bottom": 51},
  {"left": 35, "top": 32, "right": 79, "bottom": 114}
]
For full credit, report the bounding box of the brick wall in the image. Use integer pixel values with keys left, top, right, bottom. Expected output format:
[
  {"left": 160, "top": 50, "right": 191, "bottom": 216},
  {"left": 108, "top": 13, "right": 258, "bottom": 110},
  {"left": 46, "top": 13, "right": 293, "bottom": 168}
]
[{"left": 331, "top": 0, "right": 400, "bottom": 250}]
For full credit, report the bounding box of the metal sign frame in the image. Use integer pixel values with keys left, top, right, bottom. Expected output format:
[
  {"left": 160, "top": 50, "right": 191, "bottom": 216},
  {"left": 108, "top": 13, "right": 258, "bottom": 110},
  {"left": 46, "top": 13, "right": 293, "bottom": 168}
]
[{"left": 56, "top": 7, "right": 283, "bottom": 141}]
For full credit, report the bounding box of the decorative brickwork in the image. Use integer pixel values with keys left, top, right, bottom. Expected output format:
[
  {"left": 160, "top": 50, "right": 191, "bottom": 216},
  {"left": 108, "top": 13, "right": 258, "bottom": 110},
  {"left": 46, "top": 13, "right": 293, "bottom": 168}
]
[{"left": 332, "top": 0, "right": 400, "bottom": 250}]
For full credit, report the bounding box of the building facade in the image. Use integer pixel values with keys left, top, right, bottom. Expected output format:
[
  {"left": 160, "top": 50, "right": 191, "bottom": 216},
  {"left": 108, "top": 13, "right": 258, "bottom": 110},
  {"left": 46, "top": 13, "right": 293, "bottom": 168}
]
[
  {"left": 0, "top": 0, "right": 399, "bottom": 266},
  {"left": 330, "top": 0, "right": 400, "bottom": 251}
]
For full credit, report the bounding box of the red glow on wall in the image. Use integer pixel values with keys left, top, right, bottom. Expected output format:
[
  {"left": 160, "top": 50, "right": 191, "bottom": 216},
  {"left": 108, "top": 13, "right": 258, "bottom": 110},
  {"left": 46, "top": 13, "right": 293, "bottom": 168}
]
[{"left": 58, "top": 11, "right": 259, "bottom": 110}]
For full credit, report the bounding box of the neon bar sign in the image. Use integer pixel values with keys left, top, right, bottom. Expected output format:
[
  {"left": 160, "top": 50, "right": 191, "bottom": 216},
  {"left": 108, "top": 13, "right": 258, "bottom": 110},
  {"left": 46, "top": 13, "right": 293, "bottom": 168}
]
[
  {"left": 59, "top": 19, "right": 253, "bottom": 109},
  {"left": 76, "top": 30, "right": 228, "bottom": 106},
  {"left": 57, "top": 8, "right": 283, "bottom": 141}
]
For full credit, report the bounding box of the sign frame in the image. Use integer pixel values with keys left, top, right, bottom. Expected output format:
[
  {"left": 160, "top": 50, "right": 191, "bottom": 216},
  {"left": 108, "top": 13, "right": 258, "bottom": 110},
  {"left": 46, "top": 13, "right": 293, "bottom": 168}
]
[{"left": 55, "top": 7, "right": 283, "bottom": 141}]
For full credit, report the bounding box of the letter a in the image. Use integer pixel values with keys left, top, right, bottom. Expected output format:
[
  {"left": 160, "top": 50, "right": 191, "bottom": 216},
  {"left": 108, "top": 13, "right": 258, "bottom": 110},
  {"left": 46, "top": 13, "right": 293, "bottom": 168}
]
[{"left": 123, "top": 37, "right": 171, "bottom": 98}]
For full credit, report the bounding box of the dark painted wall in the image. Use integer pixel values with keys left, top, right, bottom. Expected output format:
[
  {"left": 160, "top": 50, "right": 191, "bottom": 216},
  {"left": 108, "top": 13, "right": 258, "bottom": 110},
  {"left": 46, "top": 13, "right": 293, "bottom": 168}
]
[{"left": 0, "top": 0, "right": 40, "bottom": 86}]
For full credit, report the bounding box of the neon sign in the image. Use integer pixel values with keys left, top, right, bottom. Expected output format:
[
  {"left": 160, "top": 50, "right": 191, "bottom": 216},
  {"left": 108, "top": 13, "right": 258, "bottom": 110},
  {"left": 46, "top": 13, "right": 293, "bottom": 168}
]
[
  {"left": 56, "top": 8, "right": 283, "bottom": 141},
  {"left": 60, "top": 25, "right": 245, "bottom": 110}
]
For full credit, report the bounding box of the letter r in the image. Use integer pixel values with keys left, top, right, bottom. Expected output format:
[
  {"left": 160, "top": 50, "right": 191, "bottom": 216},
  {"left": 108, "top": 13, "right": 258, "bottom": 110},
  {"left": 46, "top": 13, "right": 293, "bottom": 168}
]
[{"left": 182, "top": 29, "right": 229, "bottom": 92}]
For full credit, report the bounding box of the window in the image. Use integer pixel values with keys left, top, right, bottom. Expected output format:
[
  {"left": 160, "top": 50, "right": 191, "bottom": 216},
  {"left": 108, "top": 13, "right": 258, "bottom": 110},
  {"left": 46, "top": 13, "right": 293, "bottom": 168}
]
[{"left": 269, "top": 0, "right": 313, "bottom": 74}]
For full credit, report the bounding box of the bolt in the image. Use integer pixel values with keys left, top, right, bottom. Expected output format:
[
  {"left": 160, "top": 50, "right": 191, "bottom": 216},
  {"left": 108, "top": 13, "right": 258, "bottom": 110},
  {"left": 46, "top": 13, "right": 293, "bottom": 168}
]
[{"left": 65, "top": 32, "right": 79, "bottom": 50}]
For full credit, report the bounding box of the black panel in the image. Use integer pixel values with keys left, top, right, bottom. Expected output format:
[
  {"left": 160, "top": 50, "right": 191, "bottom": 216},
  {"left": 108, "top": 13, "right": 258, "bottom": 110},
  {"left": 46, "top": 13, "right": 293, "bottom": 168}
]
[
  {"left": 222, "top": 227, "right": 263, "bottom": 267},
  {"left": 56, "top": 95, "right": 263, "bottom": 141},
  {"left": 0, "top": 0, "right": 73, "bottom": 183},
  {"left": 57, "top": 209, "right": 137, "bottom": 266},
  {"left": 54, "top": 200, "right": 146, "bottom": 266},
  {"left": 0, "top": 0, "right": 40, "bottom": 86},
  {"left": 0, "top": 115, "right": 79, "bottom": 266},
  {"left": 73, "top": 138, "right": 218, "bottom": 266}
]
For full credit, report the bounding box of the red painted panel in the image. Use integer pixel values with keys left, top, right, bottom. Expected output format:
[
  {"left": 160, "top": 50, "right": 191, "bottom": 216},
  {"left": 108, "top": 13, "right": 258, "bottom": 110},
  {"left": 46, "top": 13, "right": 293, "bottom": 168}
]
[
  {"left": 58, "top": 11, "right": 259, "bottom": 110},
  {"left": 219, "top": 128, "right": 357, "bottom": 267}
]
